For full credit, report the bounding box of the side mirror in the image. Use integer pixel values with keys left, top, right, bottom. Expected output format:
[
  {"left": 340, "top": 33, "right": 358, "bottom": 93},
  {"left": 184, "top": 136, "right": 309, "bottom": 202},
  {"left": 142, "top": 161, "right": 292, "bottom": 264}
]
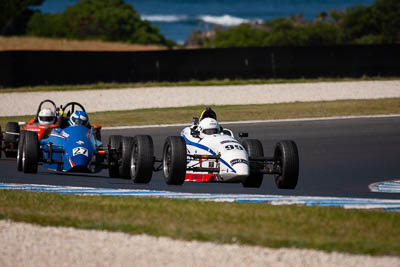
[
  {"left": 239, "top": 132, "right": 248, "bottom": 138},
  {"left": 192, "top": 117, "right": 199, "bottom": 125}
]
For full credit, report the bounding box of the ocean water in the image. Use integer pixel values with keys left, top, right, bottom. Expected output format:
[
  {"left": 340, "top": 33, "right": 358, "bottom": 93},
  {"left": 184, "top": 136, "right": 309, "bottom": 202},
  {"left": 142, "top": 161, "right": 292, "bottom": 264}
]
[{"left": 38, "top": 0, "right": 375, "bottom": 43}]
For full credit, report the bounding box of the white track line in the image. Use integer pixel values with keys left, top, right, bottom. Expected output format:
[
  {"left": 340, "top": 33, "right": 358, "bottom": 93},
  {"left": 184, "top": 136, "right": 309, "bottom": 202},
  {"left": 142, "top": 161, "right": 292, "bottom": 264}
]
[
  {"left": 369, "top": 180, "right": 400, "bottom": 193},
  {"left": 1, "top": 183, "right": 400, "bottom": 212}
]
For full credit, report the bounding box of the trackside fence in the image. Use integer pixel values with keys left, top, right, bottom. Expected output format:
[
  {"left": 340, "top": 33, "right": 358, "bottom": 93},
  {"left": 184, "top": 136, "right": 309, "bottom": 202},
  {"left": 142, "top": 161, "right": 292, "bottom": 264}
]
[{"left": 0, "top": 45, "right": 399, "bottom": 87}]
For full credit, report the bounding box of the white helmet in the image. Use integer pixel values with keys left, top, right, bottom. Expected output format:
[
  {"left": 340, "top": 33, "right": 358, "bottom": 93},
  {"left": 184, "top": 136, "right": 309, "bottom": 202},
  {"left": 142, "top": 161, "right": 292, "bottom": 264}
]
[
  {"left": 198, "top": 117, "right": 220, "bottom": 137},
  {"left": 69, "top": 111, "right": 89, "bottom": 126},
  {"left": 38, "top": 108, "right": 55, "bottom": 125}
]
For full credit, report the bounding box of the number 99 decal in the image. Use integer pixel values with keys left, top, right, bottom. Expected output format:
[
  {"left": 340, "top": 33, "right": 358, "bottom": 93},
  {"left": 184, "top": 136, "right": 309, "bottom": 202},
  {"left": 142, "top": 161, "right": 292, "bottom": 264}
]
[{"left": 225, "top": 144, "right": 244, "bottom": 151}]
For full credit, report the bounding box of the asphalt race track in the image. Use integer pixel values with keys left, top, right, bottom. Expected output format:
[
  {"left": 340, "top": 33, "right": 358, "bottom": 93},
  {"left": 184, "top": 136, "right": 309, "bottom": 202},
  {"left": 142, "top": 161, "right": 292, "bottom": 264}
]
[{"left": 1, "top": 116, "right": 400, "bottom": 200}]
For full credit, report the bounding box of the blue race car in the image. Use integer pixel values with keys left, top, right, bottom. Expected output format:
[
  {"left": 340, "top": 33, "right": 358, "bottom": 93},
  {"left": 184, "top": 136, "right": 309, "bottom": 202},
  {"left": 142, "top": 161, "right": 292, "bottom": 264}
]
[{"left": 17, "top": 101, "right": 154, "bottom": 180}]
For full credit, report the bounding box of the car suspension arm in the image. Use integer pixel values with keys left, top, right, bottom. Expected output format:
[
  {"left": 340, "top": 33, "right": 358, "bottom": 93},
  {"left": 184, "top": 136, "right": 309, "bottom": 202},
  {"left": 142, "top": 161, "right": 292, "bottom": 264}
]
[
  {"left": 42, "top": 142, "right": 64, "bottom": 164},
  {"left": 249, "top": 156, "right": 281, "bottom": 175},
  {"left": 153, "top": 157, "right": 163, "bottom": 172}
]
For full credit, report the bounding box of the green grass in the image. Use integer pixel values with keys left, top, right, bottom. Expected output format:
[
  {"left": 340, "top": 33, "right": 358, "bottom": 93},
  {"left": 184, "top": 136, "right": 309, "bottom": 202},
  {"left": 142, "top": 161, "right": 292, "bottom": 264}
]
[
  {"left": 2, "top": 98, "right": 400, "bottom": 129},
  {"left": 0, "top": 76, "right": 399, "bottom": 93},
  {"left": 0, "top": 190, "right": 399, "bottom": 256}
]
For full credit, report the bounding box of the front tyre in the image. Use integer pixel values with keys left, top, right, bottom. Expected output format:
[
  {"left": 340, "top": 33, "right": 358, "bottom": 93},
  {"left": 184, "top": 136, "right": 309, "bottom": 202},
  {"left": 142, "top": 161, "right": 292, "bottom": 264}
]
[
  {"left": 130, "top": 135, "right": 154, "bottom": 183},
  {"left": 119, "top": 136, "right": 134, "bottom": 179},
  {"left": 163, "top": 136, "right": 187, "bottom": 185},
  {"left": 241, "top": 139, "right": 264, "bottom": 188},
  {"left": 17, "top": 131, "right": 26, "bottom": 171},
  {"left": 22, "top": 131, "right": 39, "bottom": 173},
  {"left": 274, "top": 140, "right": 299, "bottom": 189}
]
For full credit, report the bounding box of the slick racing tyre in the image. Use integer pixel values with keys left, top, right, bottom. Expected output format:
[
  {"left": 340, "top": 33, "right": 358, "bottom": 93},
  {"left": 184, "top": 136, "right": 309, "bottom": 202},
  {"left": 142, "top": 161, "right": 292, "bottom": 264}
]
[
  {"left": 17, "top": 131, "right": 26, "bottom": 171},
  {"left": 241, "top": 139, "right": 264, "bottom": 188},
  {"left": 4, "top": 122, "right": 20, "bottom": 158},
  {"left": 163, "top": 136, "right": 187, "bottom": 185},
  {"left": 4, "top": 122, "right": 19, "bottom": 142},
  {"left": 108, "top": 135, "right": 122, "bottom": 178},
  {"left": 274, "top": 140, "right": 299, "bottom": 189},
  {"left": 22, "top": 131, "right": 39, "bottom": 173},
  {"left": 119, "top": 136, "right": 134, "bottom": 179},
  {"left": 0, "top": 125, "right": 2, "bottom": 159},
  {"left": 130, "top": 135, "right": 154, "bottom": 184}
]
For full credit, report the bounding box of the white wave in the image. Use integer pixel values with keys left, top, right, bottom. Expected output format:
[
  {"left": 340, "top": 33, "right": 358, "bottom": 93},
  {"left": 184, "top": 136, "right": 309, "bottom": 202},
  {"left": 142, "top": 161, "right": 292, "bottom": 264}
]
[
  {"left": 142, "top": 14, "right": 263, "bottom": 26},
  {"left": 142, "top": 14, "right": 188, "bottom": 23},
  {"left": 199, "top": 14, "right": 249, "bottom": 26}
]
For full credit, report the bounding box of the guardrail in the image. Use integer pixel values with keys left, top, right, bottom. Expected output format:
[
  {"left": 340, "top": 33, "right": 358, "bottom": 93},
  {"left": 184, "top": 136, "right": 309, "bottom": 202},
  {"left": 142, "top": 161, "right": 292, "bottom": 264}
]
[{"left": 1, "top": 45, "right": 399, "bottom": 87}]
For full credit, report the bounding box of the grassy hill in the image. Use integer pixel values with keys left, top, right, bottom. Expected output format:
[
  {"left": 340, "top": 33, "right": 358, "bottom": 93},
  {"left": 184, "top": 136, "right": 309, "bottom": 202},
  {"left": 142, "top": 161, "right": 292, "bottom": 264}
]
[{"left": 0, "top": 36, "right": 165, "bottom": 51}]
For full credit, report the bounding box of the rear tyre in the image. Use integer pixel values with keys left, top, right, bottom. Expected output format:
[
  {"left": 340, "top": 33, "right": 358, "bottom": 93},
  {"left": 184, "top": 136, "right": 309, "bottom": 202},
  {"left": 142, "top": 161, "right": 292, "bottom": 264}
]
[
  {"left": 274, "top": 140, "right": 299, "bottom": 189},
  {"left": 4, "top": 122, "right": 19, "bottom": 158},
  {"left": 119, "top": 136, "right": 134, "bottom": 179},
  {"left": 241, "top": 139, "right": 264, "bottom": 188},
  {"left": 0, "top": 125, "right": 2, "bottom": 159},
  {"left": 130, "top": 135, "right": 154, "bottom": 183},
  {"left": 163, "top": 136, "right": 187, "bottom": 185},
  {"left": 108, "top": 135, "right": 122, "bottom": 178},
  {"left": 22, "top": 131, "right": 39, "bottom": 173},
  {"left": 4, "top": 122, "right": 19, "bottom": 142},
  {"left": 94, "top": 127, "right": 102, "bottom": 142},
  {"left": 17, "top": 131, "right": 26, "bottom": 171}
]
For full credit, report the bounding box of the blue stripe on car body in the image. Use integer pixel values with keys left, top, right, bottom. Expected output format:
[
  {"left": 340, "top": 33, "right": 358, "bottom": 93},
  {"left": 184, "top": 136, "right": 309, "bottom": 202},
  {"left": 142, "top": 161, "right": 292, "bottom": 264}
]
[{"left": 182, "top": 135, "right": 236, "bottom": 173}]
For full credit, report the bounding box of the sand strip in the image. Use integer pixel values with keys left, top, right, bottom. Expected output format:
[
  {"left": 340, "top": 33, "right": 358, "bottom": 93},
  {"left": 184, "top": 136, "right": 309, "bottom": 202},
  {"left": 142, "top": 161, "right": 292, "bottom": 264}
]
[{"left": 1, "top": 80, "right": 400, "bottom": 116}]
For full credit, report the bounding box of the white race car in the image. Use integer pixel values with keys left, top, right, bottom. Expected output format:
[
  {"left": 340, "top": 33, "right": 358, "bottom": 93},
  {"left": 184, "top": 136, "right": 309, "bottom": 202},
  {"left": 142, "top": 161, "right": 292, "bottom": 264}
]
[{"left": 155, "top": 117, "right": 299, "bottom": 189}]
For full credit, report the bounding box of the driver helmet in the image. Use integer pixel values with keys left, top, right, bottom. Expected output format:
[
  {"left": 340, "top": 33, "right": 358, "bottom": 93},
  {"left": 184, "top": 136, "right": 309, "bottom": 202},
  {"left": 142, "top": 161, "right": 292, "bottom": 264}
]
[
  {"left": 69, "top": 111, "right": 89, "bottom": 126},
  {"left": 200, "top": 107, "right": 217, "bottom": 121},
  {"left": 38, "top": 108, "right": 56, "bottom": 125},
  {"left": 198, "top": 117, "right": 220, "bottom": 138}
]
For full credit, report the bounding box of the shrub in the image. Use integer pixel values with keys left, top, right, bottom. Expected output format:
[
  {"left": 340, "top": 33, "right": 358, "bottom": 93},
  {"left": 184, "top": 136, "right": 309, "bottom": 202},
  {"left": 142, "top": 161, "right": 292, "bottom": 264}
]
[
  {"left": 204, "top": 0, "right": 399, "bottom": 48},
  {"left": 0, "top": 0, "right": 44, "bottom": 35},
  {"left": 26, "top": 0, "right": 174, "bottom": 46}
]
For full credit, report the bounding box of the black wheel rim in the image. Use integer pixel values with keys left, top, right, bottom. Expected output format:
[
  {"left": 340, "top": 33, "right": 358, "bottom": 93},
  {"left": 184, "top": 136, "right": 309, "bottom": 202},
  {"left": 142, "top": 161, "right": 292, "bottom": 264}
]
[
  {"left": 130, "top": 143, "right": 138, "bottom": 176},
  {"left": 163, "top": 144, "right": 171, "bottom": 177},
  {"left": 17, "top": 146, "right": 21, "bottom": 165},
  {"left": 274, "top": 147, "right": 283, "bottom": 176},
  {"left": 22, "top": 147, "right": 26, "bottom": 170}
]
